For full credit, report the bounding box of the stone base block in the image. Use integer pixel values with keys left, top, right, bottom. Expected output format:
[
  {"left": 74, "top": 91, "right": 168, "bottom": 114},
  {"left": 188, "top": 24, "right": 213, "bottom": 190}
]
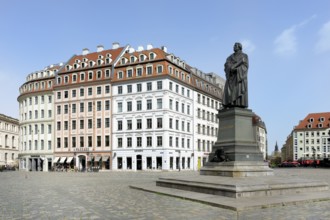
[{"left": 200, "top": 161, "right": 274, "bottom": 177}]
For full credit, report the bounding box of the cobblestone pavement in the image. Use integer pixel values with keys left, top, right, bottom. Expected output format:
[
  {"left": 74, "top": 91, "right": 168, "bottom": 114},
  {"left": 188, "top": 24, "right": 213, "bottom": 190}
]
[{"left": 0, "top": 168, "right": 329, "bottom": 220}]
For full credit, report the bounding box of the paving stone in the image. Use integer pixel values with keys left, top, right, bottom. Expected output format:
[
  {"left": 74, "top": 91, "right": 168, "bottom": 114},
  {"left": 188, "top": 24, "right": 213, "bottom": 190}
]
[{"left": 0, "top": 168, "right": 329, "bottom": 219}]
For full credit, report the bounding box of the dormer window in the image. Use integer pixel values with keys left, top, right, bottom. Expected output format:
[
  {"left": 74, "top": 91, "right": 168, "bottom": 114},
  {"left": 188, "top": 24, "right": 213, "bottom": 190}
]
[
  {"left": 150, "top": 53, "right": 155, "bottom": 60},
  {"left": 130, "top": 56, "right": 135, "bottom": 63},
  {"left": 318, "top": 123, "right": 323, "bottom": 128},
  {"left": 106, "top": 53, "right": 112, "bottom": 58},
  {"left": 106, "top": 58, "right": 111, "bottom": 64},
  {"left": 140, "top": 54, "right": 145, "bottom": 62},
  {"left": 309, "top": 118, "right": 314, "bottom": 123},
  {"left": 73, "top": 63, "right": 78, "bottom": 69},
  {"left": 121, "top": 58, "right": 126, "bottom": 64},
  {"left": 97, "top": 59, "right": 102, "bottom": 66},
  {"left": 66, "top": 65, "right": 70, "bottom": 71},
  {"left": 320, "top": 117, "right": 325, "bottom": 122},
  {"left": 89, "top": 61, "right": 94, "bottom": 67},
  {"left": 81, "top": 63, "right": 86, "bottom": 68},
  {"left": 83, "top": 58, "right": 88, "bottom": 62}
]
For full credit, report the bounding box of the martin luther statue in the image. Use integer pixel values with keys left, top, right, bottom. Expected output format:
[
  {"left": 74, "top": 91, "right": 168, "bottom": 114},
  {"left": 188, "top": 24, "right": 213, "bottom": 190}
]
[{"left": 223, "top": 42, "right": 249, "bottom": 108}]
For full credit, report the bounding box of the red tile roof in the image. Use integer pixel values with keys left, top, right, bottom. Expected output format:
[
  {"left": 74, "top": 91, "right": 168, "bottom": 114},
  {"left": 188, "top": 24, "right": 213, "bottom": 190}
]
[{"left": 294, "top": 112, "right": 330, "bottom": 130}]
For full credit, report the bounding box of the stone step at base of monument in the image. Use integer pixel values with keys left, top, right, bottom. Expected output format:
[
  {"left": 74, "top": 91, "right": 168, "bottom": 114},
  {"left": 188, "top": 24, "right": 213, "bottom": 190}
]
[{"left": 156, "top": 175, "right": 329, "bottom": 198}]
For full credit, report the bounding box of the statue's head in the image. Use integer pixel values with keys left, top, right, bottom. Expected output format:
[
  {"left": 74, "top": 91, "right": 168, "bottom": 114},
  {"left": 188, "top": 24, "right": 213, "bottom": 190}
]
[{"left": 234, "top": 42, "right": 242, "bottom": 52}]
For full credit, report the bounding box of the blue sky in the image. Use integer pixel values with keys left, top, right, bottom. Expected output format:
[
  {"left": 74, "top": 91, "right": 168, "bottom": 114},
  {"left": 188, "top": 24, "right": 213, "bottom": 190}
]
[{"left": 1, "top": 0, "right": 330, "bottom": 154}]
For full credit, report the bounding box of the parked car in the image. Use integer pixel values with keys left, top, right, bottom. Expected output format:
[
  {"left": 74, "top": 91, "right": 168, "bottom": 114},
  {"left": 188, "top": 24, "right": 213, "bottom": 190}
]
[{"left": 279, "top": 161, "right": 300, "bottom": 167}]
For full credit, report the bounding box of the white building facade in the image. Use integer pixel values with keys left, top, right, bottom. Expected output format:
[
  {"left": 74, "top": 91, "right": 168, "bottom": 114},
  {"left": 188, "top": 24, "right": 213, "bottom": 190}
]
[
  {"left": 0, "top": 114, "right": 19, "bottom": 167},
  {"left": 111, "top": 45, "right": 224, "bottom": 171},
  {"left": 17, "top": 65, "right": 59, "bottom": 171}
]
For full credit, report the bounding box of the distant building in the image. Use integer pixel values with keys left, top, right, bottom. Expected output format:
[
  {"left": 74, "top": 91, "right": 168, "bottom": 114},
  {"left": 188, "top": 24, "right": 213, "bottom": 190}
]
[
  {"left": 17, "top": 64, "right": 60, "bottom": 171},
  {"left": 286, "top": 112, "right": 330, "bottom": 161},
  {"left": 0, "top": 114, "right": 19, "bottom": 167},
  {"left": 253, "top": 114, "right": 268, "bottom": 160},
  {"left": 17, "top": 43, "right": 225, "bottom": 171}
]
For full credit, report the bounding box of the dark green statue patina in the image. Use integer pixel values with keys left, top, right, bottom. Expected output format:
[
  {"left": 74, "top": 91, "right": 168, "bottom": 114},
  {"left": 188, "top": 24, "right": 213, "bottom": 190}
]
[{"left": 223, "top": 42, "right": 249, "bottom": 108}]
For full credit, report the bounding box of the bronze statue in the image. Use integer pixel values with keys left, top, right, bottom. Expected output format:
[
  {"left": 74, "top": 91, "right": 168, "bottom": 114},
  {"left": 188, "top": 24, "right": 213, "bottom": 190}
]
[{"left": 223, "top": 42, "right": 249, "bottom": 108}]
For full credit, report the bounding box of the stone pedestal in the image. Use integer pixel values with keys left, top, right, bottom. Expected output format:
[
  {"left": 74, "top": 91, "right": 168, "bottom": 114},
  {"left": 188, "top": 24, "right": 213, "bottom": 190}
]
[{"left": 200, "top": 107, "right": 273, "bottom": 177}]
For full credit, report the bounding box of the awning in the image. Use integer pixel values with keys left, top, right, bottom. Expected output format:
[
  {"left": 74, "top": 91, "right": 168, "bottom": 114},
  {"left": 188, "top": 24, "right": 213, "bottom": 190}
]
[
  {"left": 95, "top": 156, "right": 101, "bottom": 161},
  {"left": 53, "top": 157, "right": 60, "bottom": 163},
  {"left": 66, "top": 157, "right": 73, "bottom": 164},
  {"left": 59, "top": 157, "right": 67, "bottom": 163},
  {"left": 87, "top": 156, "right": 94, "bottom": 162},
  {"left": 102, "top": 156, "right": 109, "bottom": 161}
]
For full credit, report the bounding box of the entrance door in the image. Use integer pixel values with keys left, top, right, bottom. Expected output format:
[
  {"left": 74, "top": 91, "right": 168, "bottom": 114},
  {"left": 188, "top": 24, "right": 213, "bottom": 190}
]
[
  {"left": 170, "top": 157, "right": 173, "bottom": 170},
  {"left": 127, "top": 157, "right": 132, "bottom": 170},
  {"left": 146, "top": 157, "right": 152, "bottom": 169},
  {"left": 78, "top": 155, "right": 86, "bottom": 171},
  {"left": 156, "top": 157, "right": 162, "bottom": 170},
  {"left": 136, "top": 155, "right": 142, "bottom": 170}
]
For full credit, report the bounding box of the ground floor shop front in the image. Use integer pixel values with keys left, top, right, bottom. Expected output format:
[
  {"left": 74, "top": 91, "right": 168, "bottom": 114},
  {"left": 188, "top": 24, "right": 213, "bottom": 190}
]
[
  {"left": 19, "top": 154, "right": 53, "bottom": 172},
  {"left": 53, "top": 153, "right": 111, "bottom": 172},
  {"left": 112, "top": 149, "right": 196, "bottom": 171}
]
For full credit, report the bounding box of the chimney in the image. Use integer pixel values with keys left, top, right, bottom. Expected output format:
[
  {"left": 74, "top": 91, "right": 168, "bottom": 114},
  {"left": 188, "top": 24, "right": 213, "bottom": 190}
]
[
  {"left": 146, "top": 44, "right": 153, "bottom": 50},
  {"left": 161, "top": 46, "right": 167, "bottom": 53},
  {"left": 82, "top": 48, "right": 89, "bottom": 55},
  {"left": 137, "top": 46, "right": 144, "bottom": 52},
  {"left": 112, "top": 42, "right": 120, "bottom": 49},
  {"left": 97, "top": 45, "right": 104, "bottom": 52}
]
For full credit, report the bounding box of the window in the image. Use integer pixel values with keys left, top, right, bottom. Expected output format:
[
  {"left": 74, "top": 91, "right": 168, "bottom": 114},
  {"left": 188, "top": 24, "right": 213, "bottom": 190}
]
[
  {"left": 181, "top": 103, "right": 185, "bottom": 113},
  {"left": 72, "top": 104, "right": 76, "bottom": 113},
  {"left": 157, "top": 136, "right": 162, "bottom": 147},
  {"left": 88, "top": 87, "right": 92, "bottom": 96},
  {"left": 88, "top": 119, "right": 92, "bottom": 129},
  {"left": 72, "top": 90, "right": 76, "bottom": 98},
  {"left": 147, "top": 82, "right": 152, "bottom": 91},
  {"left": 105, "top": 85, "right": 110, "bottom": 94},
  {"left": 157, "top": 118, "right": 163, "bottom": 128},
  {"left": 127, "top": 69, "right": 133, "bottom": 78},
  {"left": 147, "top": 99, "right": 152, "bottom": 110},
  {"left": 80, "top": 103, "right": 84, "bottom": 112},
  {"left": 118, "top": 71, "right": 123, "bottom": 79},
  {"left": 169, "top": 99, "right": 173, "bottom": 110},
  {"left": 72, "top": 137, "right": 76, "bottom": 148},
  {"left": 137, "top": 83, "right": 142, "bottom": 92},
  {"left": 105, "top": 100, "right": 110, "bottom": 110},
  {"left": 133, "top": 119, "right": 140, "bottom": 131},
  {"left": 64, "top": 91, "right": 68, "bottom": 98},
  {"left": 157, "top": 65, "right": 163, "bottom": 73},
  {"left": 157, "top": 81, "right": 162, "bottom": 90},
  {"left": 57, "top": 106, "right": 61, "bottom": 115},
  {"left": 127, "top": 137, "right": 132, "bottom": 148},
  {"left": 105, "top": 69, "right": 111, "bottom": 78},
  {"left": 97, "top": 136, "right": 101, "bottom": 147},
  {"left": 72, "top": 120, "right": 76, "bottom": 130},
  {"left": 147, "top": 119, "right": 152, "bottom": 129},
  {"left": 137, "top": 137, "right": 142, "bottom": 147},
  {"left": 80, "top": 88, "right": 84, "bottom": 96},
  {"left": 147, "top": 137, "right": 152, "bottom": 147},
  {"left": 105, "top": 118, "right": 110, "bottom": 128},
  {"left": 157, "top": 98, "right": 162, "bottom": 109},
  {"left": 97, "top": 119, "right": 101, "bottom": 128},
  {"left": 64, "top": 137, "right": 68, "bottom": 148},
  {"left": 80, "top": 120, "right": 84, "bottom": 129},
  {"left": 147, "top": 66, "right": 152, "bottom": 75},
  {"left": 35, "top": 96, "right": 38, "bottom": 104},
  {"left": 176, "top": 85, "right": 179, "bottom": 93},
  {"left": 187, "top": 105, "right": 190, "bottom": 115},
  {"left": 187, "top": 89, "right": 190, "bottom": 98},
  {"left": 118, "top": 102, "right": 123, "bottom": 112},
  {"left": 127, "top": 85, "right": 132, "bottom": 93},
  {"left": 64, "top": 121, "right": 68, "bottom": 130},
  {"left": 127, "top": 101, "right": 132, "bottom": 112},
  {"left": 88, "top": 136, "right": 92, "bottom": 147},
  {"left": 57, "top": 138, "right": 61, "bottom": 148},
  {"left": 176, "top": 101, "right": 179, "bottom": 111},
  {"left": 169, "top": 137, "right": 173, "bottom": 147},
  {"left": 137, "top": 100, "right": 142, "bottom": 111},
  {"left": 169, "top": 82, "right": 173, "bottom": 90},
  {"left": 118, "top": 138, "right": 123, "bottom": 148},
  {"left": 97, "top": 86, "right": 101, "bottom": 95},
  {"left": 118, "top": 86, "right": 123, "bottom": 94},
  {"left": 64, "top": 105, "right": 68, "bottom": 114},
  {"left": 57, "top": 92, "right": 61, "bottom": 100},
  {"left": 169, "top": 118, "right": 173, "bottom": 129},
  {"left": 105, "top": 135, "right": 110, "bottom": 147},
  {"left": 181, "top": 88, "right": 184, "bottom": 96},
  {"left": 176, "top": 137, "right": 179, "bottom": 148},
  {"left": 97, "top": 101, "right": 102, "bottom": 111},
  {"left": 127, "top": 120, "right": 132, "bottom": 130},
  {"left": 88, "top": 72, "right": 93, "bottom": 80},
  {"left": 137, "top": 68, "right": 142, "bottom": 77},
  {"left": 176, "top": 120, "right": 179, "bottom": 130},
  {"left": 118, "top": 121, "right": 123, "bottom": 130}
]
